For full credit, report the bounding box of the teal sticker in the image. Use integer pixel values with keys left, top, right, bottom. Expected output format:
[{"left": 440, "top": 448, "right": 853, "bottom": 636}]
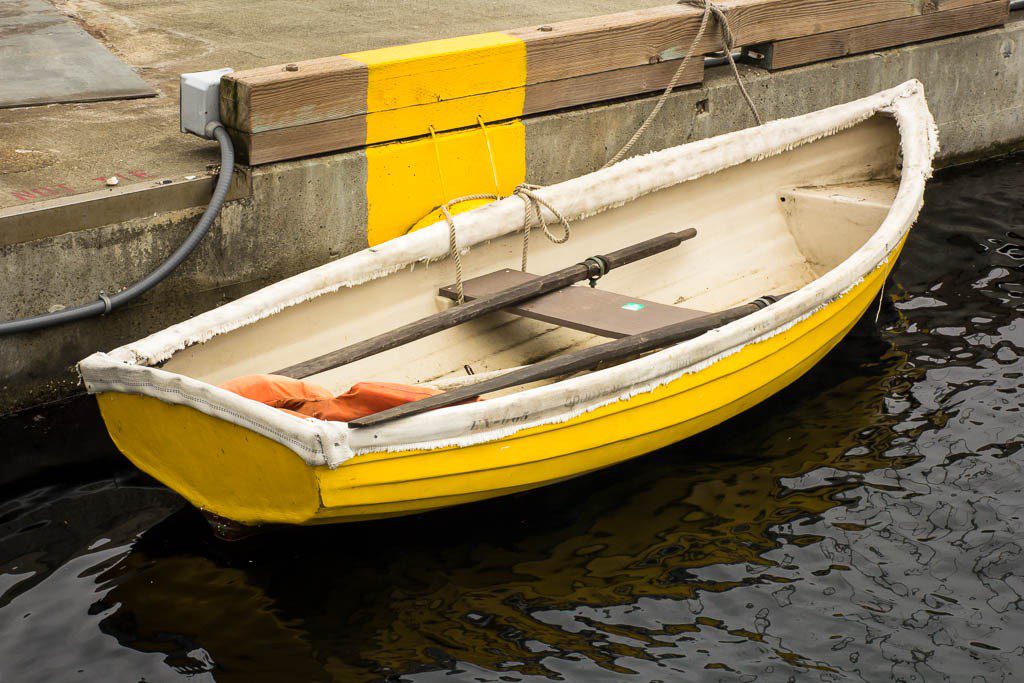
[{"left": 621, "top": 302, "right": 645, "bottom": 311}]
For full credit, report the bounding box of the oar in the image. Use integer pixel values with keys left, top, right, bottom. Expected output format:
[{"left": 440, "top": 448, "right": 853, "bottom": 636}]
[
  {"left": 273, "top": 230, "right": 697, "bottom": 379},
  {"left": 349, "top": 293, "right": 786, "bottom": 428}
]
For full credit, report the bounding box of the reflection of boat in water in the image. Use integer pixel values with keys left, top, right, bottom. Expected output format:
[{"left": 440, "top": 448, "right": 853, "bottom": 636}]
[
  {"left": 94, "top": 334, "right": 915, "bottom": 680},
  {"left": 79, "top": 82, "right": 937, "bottom": 528}
]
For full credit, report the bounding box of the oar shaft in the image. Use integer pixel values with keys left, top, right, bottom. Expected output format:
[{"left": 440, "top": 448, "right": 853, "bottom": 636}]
[
  {"left": 349, "top": 293, "right": 786, "bottom": 428},
  {"left": 274, "top": 230, "right": 696, "bottom": 379}
]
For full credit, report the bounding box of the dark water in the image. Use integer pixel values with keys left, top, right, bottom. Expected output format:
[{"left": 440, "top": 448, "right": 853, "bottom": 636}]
[{"left": 2, "top": 154, "right": 1023, "bottom": 683}]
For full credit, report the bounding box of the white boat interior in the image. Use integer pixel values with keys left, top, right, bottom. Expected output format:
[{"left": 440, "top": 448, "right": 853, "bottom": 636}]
[{"left": 161, "top": 113, "right": 901, "bottom": 397}]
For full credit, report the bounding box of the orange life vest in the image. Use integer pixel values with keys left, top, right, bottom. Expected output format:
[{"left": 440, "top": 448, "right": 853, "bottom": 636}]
[{"left": 220, "top": 374, "right": 447, "bottom": 422}]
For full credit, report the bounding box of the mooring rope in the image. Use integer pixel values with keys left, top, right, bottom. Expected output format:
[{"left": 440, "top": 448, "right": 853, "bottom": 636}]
[
  {"left": 438, "top": 0, "right": 763, "bottom": 304},
  {"left": 603, "top": 0, "right": 762, "bottom": 168}
]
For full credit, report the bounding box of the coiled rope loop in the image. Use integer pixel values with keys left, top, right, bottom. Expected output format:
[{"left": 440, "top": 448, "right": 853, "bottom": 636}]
[
  {"left": 438, "top": 184, "right": 572, "bottom": 304},
  {"left": 512, "top": 183, "right": 571, "bottom": 272}
]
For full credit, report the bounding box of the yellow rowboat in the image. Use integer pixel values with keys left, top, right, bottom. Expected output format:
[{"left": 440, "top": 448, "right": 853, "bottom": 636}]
[{"left": 79, "top": 81, "right": 937, "bottom": 529}]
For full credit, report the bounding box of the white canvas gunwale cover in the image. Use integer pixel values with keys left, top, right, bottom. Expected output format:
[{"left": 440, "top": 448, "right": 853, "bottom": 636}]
[{"left": 79, "top": 80, "right": 938, "bottom": 468}]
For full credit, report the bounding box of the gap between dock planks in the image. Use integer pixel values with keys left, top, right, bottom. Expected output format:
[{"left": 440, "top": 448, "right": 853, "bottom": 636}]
[
  {"left": 220, "top": 0, "right": 996, "bottom": 164},
  {"left": 754, "top": 0, "right": 1009, "bottom": 69}
]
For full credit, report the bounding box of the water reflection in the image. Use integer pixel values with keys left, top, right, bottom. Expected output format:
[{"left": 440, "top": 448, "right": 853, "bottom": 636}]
[{"left": 1, "top": 154, "right": 1023, "bottom": 681}]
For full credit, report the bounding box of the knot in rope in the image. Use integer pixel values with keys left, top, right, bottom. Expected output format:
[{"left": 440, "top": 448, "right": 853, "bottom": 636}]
[
  {"left": 439, "top": 185, "right": 574, "bottom": 306},
  {"left": 680, "top": 0, "right": 735, "bottom": 51}
]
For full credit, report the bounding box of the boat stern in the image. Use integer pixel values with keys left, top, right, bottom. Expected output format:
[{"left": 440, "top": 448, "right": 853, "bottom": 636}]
[{"left": 95, "top": 391, "right": 324, "bottom": 526}]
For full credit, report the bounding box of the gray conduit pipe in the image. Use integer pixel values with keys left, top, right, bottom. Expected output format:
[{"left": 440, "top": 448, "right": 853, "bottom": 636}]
[{"left": 0, "top": 123, "right": 234, "bottom": 336}]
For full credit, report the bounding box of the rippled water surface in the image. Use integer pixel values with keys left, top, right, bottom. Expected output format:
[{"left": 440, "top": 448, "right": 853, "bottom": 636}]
[{"left": 2, "top": 153, "right": 1023, "bottom": 682}]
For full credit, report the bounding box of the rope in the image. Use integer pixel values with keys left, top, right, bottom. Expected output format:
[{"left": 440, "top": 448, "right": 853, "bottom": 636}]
[
  {"left": 427, "top": 125, "right": 450, "bottom": 200},
  {"left": 602, "top": 0, "right": 762, "bottom": 169},
  {"left": 513, "top": 183, "right": 572, "bottom": 272},
  {"left": 477, "top": 115, "right": 502, "bottom": 194},
  {"left": 438, "top": 184, "right": 572, "bottom": 304},
  {"left": 439, "top": 193, "right": 502, "bottom": 304},
  {"left": 414, "top": 1, "right": 768, "bottom": 310}
]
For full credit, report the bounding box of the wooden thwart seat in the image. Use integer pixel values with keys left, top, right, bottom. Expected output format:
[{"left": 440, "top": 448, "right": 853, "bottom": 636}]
[
  {"left": 440, "top": 268, "right": 707, "bottom": 338},
  {"left": 272, "top": 231, "right": 695, "bottom": 379}
]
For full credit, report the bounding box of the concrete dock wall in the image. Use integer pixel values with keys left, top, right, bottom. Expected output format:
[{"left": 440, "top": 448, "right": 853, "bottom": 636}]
[{"left": 1, "top": 17, "right": 1022, "bottom": 414}]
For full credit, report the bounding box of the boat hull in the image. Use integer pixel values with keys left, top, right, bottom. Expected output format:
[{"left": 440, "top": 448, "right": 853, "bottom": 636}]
[{"left": 97, "top": 246, "right": 899, "bottom": 525}]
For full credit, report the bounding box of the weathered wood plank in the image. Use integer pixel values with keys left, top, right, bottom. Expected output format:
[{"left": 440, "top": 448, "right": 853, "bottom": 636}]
[
  {"left": 438, "top": 268, "right": 708, "bottom": 338},
  {"left": 234, "top": 57, "right": 703, "bottom": 165},
  {"left": 508, "top": 0, "right": 920, "bottom": 84},
  {"left": 229, "top": 115, "right": 366, "bottom": 166},
  {"left": 524, "top": 54, "right": 703, "bottom": 114},
  {"left": 221, "top": 56, "right": 367, "bottom": 135},
  {"left": 221, "top": 0, "right": 922, "bottom": 136},
  {"left": 755, "top": 0, "right": 1007, "bottom": 70},
  {"left": 926, "top": 0, "right": 996, "bottom": 12}
]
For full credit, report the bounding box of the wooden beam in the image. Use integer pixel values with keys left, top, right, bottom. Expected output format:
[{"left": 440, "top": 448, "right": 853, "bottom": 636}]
[
  {"left": 219, "top": 0, "right": 1007, "bottom": 165},
  {"left": 232, "top": 57, "right": 703, "bottom": 165},
  {"left": 524, "top": 53, "right": 703, "bottom": 116},
  {"left": 438, "top": 268, "right": 709, "bottom": 339},
  {"left": 925, "top": 0, "right": 997, "bottom": 11},
  {"left": 753, "top": 0, "right": 1008, "bottom": 69},
  {"left": 220, "top": 56, "right": 367, "bottom": 135},
  {"left": 221, "top": 0, "right": 924, "bottom": 136}
]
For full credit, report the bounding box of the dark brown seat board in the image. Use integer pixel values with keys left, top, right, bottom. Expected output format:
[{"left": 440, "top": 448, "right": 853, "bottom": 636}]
[{"left": 439, "top": 269, "right": 706, "bottom": 339}]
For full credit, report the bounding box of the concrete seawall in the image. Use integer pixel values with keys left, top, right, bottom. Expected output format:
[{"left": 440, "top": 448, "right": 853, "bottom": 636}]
[{"left": 2, "top": 17, "right": 1022, "bottom": 414}]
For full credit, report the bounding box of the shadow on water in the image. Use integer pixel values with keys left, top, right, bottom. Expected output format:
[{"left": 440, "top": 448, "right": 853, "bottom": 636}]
[{"left": 1, "top": 154, "right": 1023, "bottom": 682}]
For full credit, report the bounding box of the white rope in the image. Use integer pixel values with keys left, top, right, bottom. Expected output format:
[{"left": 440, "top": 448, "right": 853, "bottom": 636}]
[{"left": 437, "top": 185, "right": 573, "bottom": 304}]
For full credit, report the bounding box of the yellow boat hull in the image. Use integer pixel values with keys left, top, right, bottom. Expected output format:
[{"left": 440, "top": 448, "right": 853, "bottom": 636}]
[{"left": 97, "top": 251, "right": 896, "bottom": 526}]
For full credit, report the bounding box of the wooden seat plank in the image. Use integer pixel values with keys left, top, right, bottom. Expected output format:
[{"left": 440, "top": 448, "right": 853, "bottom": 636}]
[{"left": 439, "top": 268, "right": 705, "bottom": 338}]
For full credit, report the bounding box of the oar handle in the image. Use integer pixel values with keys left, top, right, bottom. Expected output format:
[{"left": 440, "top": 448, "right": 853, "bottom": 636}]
[{"left": 598, "top": 229, "right": 698, "bottom": 271}]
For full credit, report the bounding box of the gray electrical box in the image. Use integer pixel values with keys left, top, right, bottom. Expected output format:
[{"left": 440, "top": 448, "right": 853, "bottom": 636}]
[{"left": 180, "top": 68, "right": 234, "bottom": 138}]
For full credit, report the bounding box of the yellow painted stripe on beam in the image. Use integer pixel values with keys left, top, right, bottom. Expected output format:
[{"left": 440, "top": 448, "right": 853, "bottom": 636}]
[
  {"left": 345, "top": 33, "right": 526, "bottom": 111},
  {"left": 363, "top": 90, "right": 524, "bottom": 147},
  {"left": 358, "top": 32, "right": 528, "bottom": 246},
  {"left": 365, "top": 121, "right": 526, "bottom": 246},
  {"left": 347, "top": 33, "right": 526, "bottom": 144}
]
